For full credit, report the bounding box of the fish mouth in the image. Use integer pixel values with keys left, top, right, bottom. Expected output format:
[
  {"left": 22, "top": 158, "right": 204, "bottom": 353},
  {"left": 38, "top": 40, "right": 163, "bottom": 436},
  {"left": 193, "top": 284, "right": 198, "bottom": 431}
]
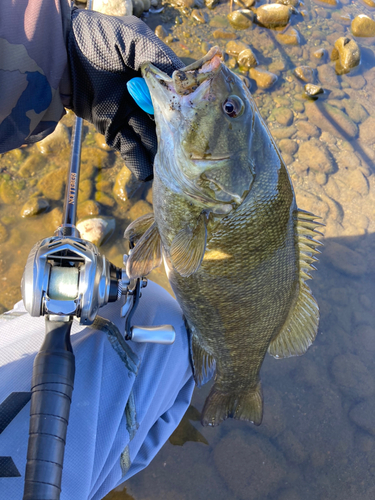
[{"left": 142, "top": 46, "right": 224, "bottom": 96}]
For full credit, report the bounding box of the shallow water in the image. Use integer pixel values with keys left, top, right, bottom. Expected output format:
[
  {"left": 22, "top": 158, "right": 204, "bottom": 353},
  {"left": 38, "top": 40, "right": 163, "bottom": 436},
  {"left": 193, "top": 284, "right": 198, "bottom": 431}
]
[{"left": 1, "top": 0, "right": 375, "bottom": 498}]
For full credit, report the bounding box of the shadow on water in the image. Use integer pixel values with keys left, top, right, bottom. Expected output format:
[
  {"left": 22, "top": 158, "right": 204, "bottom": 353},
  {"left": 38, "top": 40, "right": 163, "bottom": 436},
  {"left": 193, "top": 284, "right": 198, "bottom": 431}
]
[{"left": 116, "top": 232, "right": 375, "bottom": 500}]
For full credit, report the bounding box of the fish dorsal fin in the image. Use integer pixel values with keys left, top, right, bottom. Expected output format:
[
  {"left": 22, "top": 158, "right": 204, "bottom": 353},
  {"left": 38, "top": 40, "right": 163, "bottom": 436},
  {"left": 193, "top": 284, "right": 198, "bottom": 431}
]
[
  {"left": 268, "top": 209, "right": 323, "bottom": 358},
  {"left": 170, "top": 213, "right": 207, "bottom": 277},
  {"left": 124, "top": 213, "right": 155, "bottom": 245},
  {"left": 126, "top": 222, "right": 162, "bottom": 279}
]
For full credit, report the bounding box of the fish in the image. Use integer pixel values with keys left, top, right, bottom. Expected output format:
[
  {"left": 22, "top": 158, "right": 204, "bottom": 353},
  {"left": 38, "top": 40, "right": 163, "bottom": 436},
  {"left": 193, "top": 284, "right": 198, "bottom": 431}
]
[{"left": 124, "top": 47, "right": 322, "bottom": 427}]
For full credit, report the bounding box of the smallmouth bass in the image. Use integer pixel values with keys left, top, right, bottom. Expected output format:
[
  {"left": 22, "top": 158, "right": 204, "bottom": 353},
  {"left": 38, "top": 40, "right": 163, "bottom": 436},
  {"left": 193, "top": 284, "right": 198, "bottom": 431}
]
[{"left": 125, "top": 47, "right": 322, "bottom": 427}]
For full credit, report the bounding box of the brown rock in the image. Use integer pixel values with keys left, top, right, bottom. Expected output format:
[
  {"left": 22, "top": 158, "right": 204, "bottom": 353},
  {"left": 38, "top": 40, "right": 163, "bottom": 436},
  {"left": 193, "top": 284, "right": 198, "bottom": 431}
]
[
  {"left": 278, "top": 138, "right": 298, "bottom": 155},
  {"left": 312, "top": 0, "right": 339, "bottom": 6},
  {"left": 234, "top": 0, "right": 256, "bottom": 6},
  {"left": 331, "top": 37, "right": 360, "bottom": 75},
  {"left": 296, "top": 120, "right": 320, "bottom": 137},
  {"left": 249, "top": 67, "right": 278, "bottom": 88},
  {"left": 294, "top": 66, "right": 315, "bottom": 83},
  {"left": 227, "top": 9, "right": 254, "bottom": 30},
  {"left": 273, "top": 107, "right": 294, "bottom": 126},
  {"left": 255, "top": 4, "right": 292, "bottom": 29},
  {"left": 305, "top": 101, "right": 358, "bottom": 140},
  {"left": 213, "top": 29, "right": 236, "bottom": 40},
  {"left": 113, "top": 165, "right": 142, "bottom": 203},
  {"left": 36, "top": 123, "right": 70, "bottom": 155},
  {"left": 127, "top": 200, "right": 153, "bottom": 221},
  {"left": 276, "top": 27, "right": 300, "bottom": 45},
  {"left": 363, "top": 0, "right": 375, "bottom": 6},
  {"left": 351, "top": 15, "right": 375, "bottom": 37},
  {"left": 20, "top": 198, "right": 50, "bottom": 217},
  {"left": 237, "top": 48, "right": 258, "bottom": 69},
  {"left": 312, "top": 48, "right": 327, "bottom": 59},
  {"left": 342, "top": 73, "right": 366, "bottom": 90},
  {"left": 359, "top": 116, "right": 375, "bottom": 146},
  {"left": 192, "top": 9, "right": 207, "bottom": 24},
  {"left": 304, "top": 83, "right": 324, "bottom": 97},
  {"left": 271, "top": 125, "right": 296, "bottom": 139},
  {"left": 225, "top": 40, "right": 249, "bottom": 57},
  {"left": 317, "top": 63, "right": 340, "bottom": 88},
  {"left": 298, "top": 138, "right": 334, "bottom": 174}
]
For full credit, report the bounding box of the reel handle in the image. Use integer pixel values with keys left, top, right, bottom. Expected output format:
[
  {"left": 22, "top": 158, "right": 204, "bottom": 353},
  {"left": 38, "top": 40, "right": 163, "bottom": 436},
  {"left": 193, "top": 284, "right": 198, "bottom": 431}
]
[{"left": 23, "top": 318, "right": 75, "bottom": 500}]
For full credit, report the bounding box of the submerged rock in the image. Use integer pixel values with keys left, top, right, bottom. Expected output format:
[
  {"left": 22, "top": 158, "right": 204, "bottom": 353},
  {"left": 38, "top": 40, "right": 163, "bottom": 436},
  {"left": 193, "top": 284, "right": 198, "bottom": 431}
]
[
  {"left": 113, "top": 165, "right": 142, "bottom": 204},
  {"left": 20, "top": 197, "right": 49, "bottom": 217},
  {"left": 273, "top": 107, "right": 294, "bottom": 126},
  {"left": 249, "top": 67, "right": 278, "bottom": 88},
  {"left": 77, "top": 216, "right": 115, "bottom": 247},
  {"left": 276, "top": 26, "right": 300, "bottom": 45},
  {"left": 332, "top": 353, "right": 374, "bottom": 398},
  {"left": 77, "top": 200, "right": 101, "bottom": 219},
  {"left": 359, "top": 116, "right": 375, "bottom": 146},
  {"left": 154, "top": 25, "right": 168, "bottom": 40},
  {"left": 225, "top": 40, "right": 249, "bottom": 57},
  {"left": 350, "top": 399, "right": 375, "bottom": 436},
  {"left": 227, "top": 9, "right": 254, "bottom": 30},
  {"left": 298, "top": 138, "right": 334, "bottom": 174},
  {"left": 192, "top": 9, "right": 207, "bottom": 23},
  {"left": 234, "top": 0, "right": 256, "bottom": 6},
  {"left": 351, "top": 15, "right": 375, "bottom": 37},
  {"left": 305, "top": 102, "right": 358, "bottom": 139},
  {"left": 37, "top": 167, "right": 66, "bottom": 201},
  {"left": 331, "top": 37, "right": 361, "bottom": 75},
  {"left": 294, "top": 66, "right": 315, "bottom": 83},
  {"left": 312, "top": 48, "right": 327, "bottom": 59},
  {"left": 317, "top": 63, "right": 340, "bottom": 88},
  {"left": 213, "top": 29, "right": 237, "bottom": 40},
  {"left": 255, "top": 4, "right": 292, "bottom": 29}
]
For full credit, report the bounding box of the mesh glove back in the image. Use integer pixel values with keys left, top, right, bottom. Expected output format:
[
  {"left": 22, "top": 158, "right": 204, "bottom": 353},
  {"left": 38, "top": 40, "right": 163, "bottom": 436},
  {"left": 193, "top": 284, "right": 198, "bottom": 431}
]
[{"left": 68, "top": 10, "right": 183, "bottom": 181}]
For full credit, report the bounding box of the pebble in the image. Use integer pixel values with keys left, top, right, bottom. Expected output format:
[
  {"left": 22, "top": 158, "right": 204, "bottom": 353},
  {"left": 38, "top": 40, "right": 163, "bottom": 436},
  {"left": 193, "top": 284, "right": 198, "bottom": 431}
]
[
  {"left": 36, "top": 123, "right": 70, "bottom": 155},
  {"left": 271, "top": 125, "right": 296, "bottom": 139},
  {"left": 298, "top": 138, "right": 334, "bottom": 174},
  {"left": 18, "top": 154, "right": 48, "bottom": 178},
  {"left": 213, "top": 430, "right": 286, "bottom": 500},
  {"left": 294, "top": 66, "right": 315, "bottom": 83},
  {"left": 95, "top": 191, "right": 116, "bottom": 208},
  {"left": 312, "top": 48, "right": 327, "bottom": 59},
  {"left": 249, "top": 67, "right": 278, "bottom": 88},
  {"left": 276, "top": 27, "right": 300, "bottom": 45},
  {"left": 351, "top": 15, "right": 375, "bottom": 37},
  {"left": 237, "top": 48, "right": 258, "bottom": 69},
  {"left": 312, "top": 0, "right": 339, "bottom": 7},
  {"left": 20, "top": 197, "right": 49, "bottom": 217},
  {"left": 127, "top": 200, "right": 153, "bottom": 220},
  {"left": 227, "top": 9, "right": 254, "bottom": 30},
  {"left": 278, "top": 138, "right": 298, "bottom": 155},
  {"left": 358, "top": 116, "right": 375, "bottom": 146},
  {"left": 317, "top": 64, "right": 340, "bottom": 88},
  {"left": 192, "top": 9, "right": 207, "bottom": 23},
  {"left": 296, "top": 120, "right": 320, "bottom": 137},
  {"left": 342, "top": 73, "right": 366, "bottom": 90},
  {"left": 76, "top": 216, "right": 115, "bottom": 247},
  {"left": 94, "top": 133, "right": 111, "bottom": 151},
  {"left": 213, "top": 29, "right": 236, "bottom": 40},
  {"left": 225, "top": 40, "right": 248, "bottom": 57},
  {"left": 331, "top": 353, "right": 375, "bottom": 398},
  {"left": 255, "top": 4, "right": 292, "bottom": 29},
  {"left": 343, "top": 100, "right": 368, "bottom": 123},
  {"left": 273, "top": 107, "right": 294, "bottom": 126},
  {"left": 155, "top": 25, "right": 168, "bottom": 39},
  {"left": 305, "top": 102, "right": 358, "bottom": 140},
  {"left": 331, "top": 37, "right": 360, "bottom": 75},
  {"left": 78, "top": 179, "right": 93, "bottom": 203},
  {"left": 293, "top": 100, "right": 305, "bottom": 113},
  {"left": 234, "top": 0, "right": 256, "bottom": 7},
  {"left": 77, "top": 200, "right": 101, "bottom": 219},
  {"left": 304, "top": 83, "right": 324, "bottom": 98}
]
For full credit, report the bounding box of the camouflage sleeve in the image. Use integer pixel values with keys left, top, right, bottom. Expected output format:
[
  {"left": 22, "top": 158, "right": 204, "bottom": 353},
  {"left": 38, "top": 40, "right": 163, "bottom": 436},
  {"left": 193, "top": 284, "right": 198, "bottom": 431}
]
[{"left": 0, "top": 0, "right": 72, "bottom": 153}]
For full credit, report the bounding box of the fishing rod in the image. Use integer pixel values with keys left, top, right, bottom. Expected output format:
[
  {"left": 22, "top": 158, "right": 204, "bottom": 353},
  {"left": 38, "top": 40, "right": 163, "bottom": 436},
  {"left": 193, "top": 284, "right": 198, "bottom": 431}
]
[{"left": 21, "top": 4, "right": 174, "bottom": 499}]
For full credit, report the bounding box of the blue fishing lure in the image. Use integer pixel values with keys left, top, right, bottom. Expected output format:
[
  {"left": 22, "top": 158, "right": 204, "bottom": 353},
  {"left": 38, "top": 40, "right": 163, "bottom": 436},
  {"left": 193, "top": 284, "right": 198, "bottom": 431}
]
[{"left": 127, "top": 77, "right": 154, "bottom": 115}]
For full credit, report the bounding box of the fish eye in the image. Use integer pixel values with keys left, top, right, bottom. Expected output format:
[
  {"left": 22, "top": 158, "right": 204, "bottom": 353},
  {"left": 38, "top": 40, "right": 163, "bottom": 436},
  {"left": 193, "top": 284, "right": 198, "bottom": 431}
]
[{"left": 222, "top": 96, "right": 244, "bottom": 118}]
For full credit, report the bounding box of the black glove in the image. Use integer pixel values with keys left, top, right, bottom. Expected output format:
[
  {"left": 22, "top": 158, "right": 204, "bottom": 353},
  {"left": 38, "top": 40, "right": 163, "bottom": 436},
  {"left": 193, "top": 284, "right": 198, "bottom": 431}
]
[{"left": 68, "top": 10, "right": 183, "bottom": 181}]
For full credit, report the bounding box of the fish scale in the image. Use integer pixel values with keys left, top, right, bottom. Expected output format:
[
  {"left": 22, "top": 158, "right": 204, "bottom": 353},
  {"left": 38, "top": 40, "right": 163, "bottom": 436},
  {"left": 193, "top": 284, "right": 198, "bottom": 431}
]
[{"left": 125, "top": 47, "right": 321, "bottom": 427}]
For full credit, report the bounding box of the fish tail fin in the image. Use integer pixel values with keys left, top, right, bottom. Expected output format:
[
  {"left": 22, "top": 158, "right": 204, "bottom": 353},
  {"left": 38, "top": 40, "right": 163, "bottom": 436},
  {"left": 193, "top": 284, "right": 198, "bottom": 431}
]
[{"left": 201, "top": 382, "right": 263, "bottom": 427}]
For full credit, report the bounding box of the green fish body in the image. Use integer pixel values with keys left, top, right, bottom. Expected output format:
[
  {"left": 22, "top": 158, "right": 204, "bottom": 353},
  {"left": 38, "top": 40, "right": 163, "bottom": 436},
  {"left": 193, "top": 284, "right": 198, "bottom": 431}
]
[{"left": 125, "top": 48, "right": 321, "bottom": 426}]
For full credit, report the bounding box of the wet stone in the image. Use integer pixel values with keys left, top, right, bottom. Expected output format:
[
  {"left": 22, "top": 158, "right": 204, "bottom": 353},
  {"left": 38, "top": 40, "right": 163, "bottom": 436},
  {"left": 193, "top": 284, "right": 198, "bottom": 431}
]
[
  {"left": 77, "top": 200, "right": 101, "bottom": 219},
  {"left": 20, "top": 197, "right": 49, "bottom": 217},
  {"left": 127, "top": 200, "right": 153, "bottom": 220},
  {"left": 276, "top": 0, "right": 299, "bottom": 5},
  {"left": 273, "top": 107, "right": 294, "bottom": 126},
  {"left": 323, "top": 241, "right": 367, "bottom": 276},
  {"left": 359, "top": 116, "right": 375, "bottom": 146},
  {"left": 209, "top": 15, "right": 229, "bottom": 28},
  {"left": 76, "top": 217, "right": 115, "bottom": 247},
  {"left": 278, "top": 138, "right": 298, "bottom": 155},
  {"left": 255, "top": 4, "right": 292, "bottom": 29},
  {"left": 237, "top": 48, "right": 258, "bottom": 68},
  {"left": 332, "top": 353, "right": 375, "bottom": 398},
  {"left": 343, "top": 101, "right": 369, "bottom": 124},
  {"left": 155, "top": 25, "right": 168, "bottom": 39},
  {"left": 113, "top": 165, "right": 142, "bottom": 204},
  {"left": 331, "top": 37, "right": 360, "bottom": 75},
  {"left": 317, "top": 63, "right": 340, "bottom": 88},
  {"left": 94, "top": 133, "right": 111, "bottom": 151},
  {"left": 350, "top": 400, "right": 375, "bottom": 437},
  {"left": 249, "top": 67, "right": 278, "bottom": 88},
  {"left": 227, "top": 9, "right": 254, "bottom": 30},
  {"left": 342, "top": 73, "right": 366, "bottom": 90},
  {"left": 78, "top": 179, "right": 93, "bottom": 203},
  {"left": 234, "top": 0, "right": 256, "bottom": 7},
  {"left": 95, "top": 191, "right": 116, "bottom": 208},
  {"left": 351, "top": 15, "right": 375, "bottom": 37},
  {"left": 298, "top": 138, "right": 334, "bottom": 174},
  {"left": 36, "top": 122, "right": 70, "bottom": 155},
  {"left": 305, "top": 101, "right": 358, "bottom": 140},
  {"left": 213, "top": 430, "right": 287, "bottom": 500},
  {"left": 205, "top": 0, "right": 219, "bottom": 8},
  {"left": 304, "top": 83, "right": 324, "bottom": 97},
  {"left": 296, "top": 120, "right": 320, "bottom": 137},
  {"left": 312, "top": 48, "right": 327, "bottom": 59},
  {"left": 213, "top": 29, "right": 236, "bottom": 40},
  {"left": 276, "top": 430, "right": 307, "bottom": 464},
  {"left": 271, "top": 125, "right": 296, "bottom": 139},
  {"left": 276, "top": 27, "right": 300, "bottom": 45},
  {"left": 294, "top": 66, "right": 315, "bottom": 83},
  {"left": 192, "top": 9, "right": 207, "bottom": 23},
  {"left": 37, "top": 167, "right": 66, "bottom": 201},
  {"left": 18, "top": 154, "right": 47, "bottom": 178},
  {"left": 225, "top": 40, "right": 249, "bottom": 57}
]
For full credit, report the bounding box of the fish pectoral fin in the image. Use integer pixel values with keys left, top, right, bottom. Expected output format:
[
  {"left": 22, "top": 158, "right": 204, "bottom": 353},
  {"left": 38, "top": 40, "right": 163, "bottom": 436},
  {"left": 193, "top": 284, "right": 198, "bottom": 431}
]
[
  {"left": 124, "top": 213, "right": 155, "bottom": 245},
  {"left": 170, "top": 213, "right": 207, "bottom": 277},
  {"left": 190, "top": 331, "right": 216, "bottom": 387},
  {"left": 268, "top": 209, "right": 321, "bottom": 358},
  {"left": 126, "top": 222, "right": 162, "bottom": 279},
  {"left": 201, "top": 382, "right": 263, "bottom": 427}
]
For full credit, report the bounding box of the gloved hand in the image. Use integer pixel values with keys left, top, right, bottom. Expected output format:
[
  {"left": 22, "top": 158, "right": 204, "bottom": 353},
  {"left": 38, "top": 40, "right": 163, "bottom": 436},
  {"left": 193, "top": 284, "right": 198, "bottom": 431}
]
[{"left": 68, "top": 10, "right": 183, "bottom": 181}]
